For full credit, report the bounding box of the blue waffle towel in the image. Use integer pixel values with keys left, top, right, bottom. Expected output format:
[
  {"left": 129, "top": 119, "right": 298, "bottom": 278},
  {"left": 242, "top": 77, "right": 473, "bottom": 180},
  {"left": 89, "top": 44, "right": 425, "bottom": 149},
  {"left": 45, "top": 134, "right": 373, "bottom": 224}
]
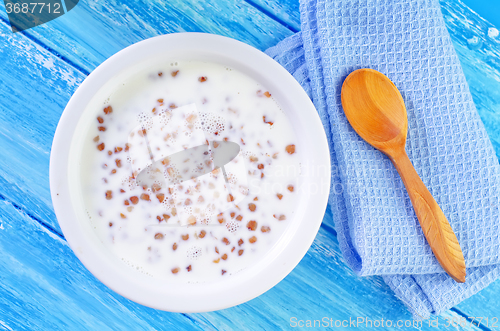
[{"left": 266, "top": 0, "right": 500, "bottom": 319}]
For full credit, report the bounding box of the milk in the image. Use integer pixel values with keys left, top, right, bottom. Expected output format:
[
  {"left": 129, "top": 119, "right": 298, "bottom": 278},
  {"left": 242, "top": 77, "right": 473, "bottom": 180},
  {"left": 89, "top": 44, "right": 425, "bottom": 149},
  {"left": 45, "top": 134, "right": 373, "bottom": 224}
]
[{"left": 79, "top": 61, "right": 301, "bottom": 283}]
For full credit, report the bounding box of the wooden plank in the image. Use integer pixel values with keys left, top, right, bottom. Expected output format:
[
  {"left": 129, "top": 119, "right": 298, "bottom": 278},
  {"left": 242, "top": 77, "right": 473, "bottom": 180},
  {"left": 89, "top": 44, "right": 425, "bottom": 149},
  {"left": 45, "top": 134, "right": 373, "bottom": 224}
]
[
  {"left": 440, "top": 0, "right": 500, "bottom": 156},
  {"left": 455, "top": 279, "right": 500, "bottom": 324},
  {"left": 0, "top": 0, "right": 294, "bottom": 75},
  {"left": 439, "top": 0, "right": 500, "bottom": 318},
  {"left": 0, "top": 198, "right": 206, "bottom": 330},
  {"left": 460, "top": 0, "right": 500, "bottom": 30},
  {"left": 0, "top": 18, "right": 84, "bottom": 233},
  {"left": 243, "top": 0, "right": 300, "bottom": 32}
]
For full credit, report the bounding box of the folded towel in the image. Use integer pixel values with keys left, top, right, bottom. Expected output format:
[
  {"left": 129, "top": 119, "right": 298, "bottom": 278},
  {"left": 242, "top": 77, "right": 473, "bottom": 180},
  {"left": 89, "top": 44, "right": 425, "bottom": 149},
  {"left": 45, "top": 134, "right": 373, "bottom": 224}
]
[{"left": 266, "top": 0, "right": 500, "bottom": 319}]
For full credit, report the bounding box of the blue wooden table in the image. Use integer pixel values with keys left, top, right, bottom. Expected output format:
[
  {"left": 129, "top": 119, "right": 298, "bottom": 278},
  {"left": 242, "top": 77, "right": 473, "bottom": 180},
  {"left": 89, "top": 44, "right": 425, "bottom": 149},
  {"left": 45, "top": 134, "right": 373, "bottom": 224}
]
[{"left": 1, "top": 0, "right": 500, "bottom": 329}]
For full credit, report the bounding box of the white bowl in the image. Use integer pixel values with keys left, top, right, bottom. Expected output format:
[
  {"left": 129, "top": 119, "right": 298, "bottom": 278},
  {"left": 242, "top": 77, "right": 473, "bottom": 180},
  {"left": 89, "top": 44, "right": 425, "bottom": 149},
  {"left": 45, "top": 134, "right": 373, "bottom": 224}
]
[{"left": 50, "top": 32, "right": 330, "bottom": 312}]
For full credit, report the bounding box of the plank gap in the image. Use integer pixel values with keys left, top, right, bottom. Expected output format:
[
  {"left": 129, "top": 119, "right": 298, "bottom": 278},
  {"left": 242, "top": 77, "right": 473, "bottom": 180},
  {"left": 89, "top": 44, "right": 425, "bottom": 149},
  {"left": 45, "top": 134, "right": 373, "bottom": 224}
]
[
  {"left": 320, "top": 220, "right": 337, "bottom": 237},
  {"left": 0, "top": 192, "right": 65, "bottom": 241},
  {"left": 243, "top": 0, "right": 300, "bottom": 33},
  {"left": 181, "top": 313, "right": 216, "bottom": 330},
  {"left": 450, "top": 307, "right": 493, "bottom": 331},
  {"left": 60, "top": 0, "right": 68, "bottom": 13}
]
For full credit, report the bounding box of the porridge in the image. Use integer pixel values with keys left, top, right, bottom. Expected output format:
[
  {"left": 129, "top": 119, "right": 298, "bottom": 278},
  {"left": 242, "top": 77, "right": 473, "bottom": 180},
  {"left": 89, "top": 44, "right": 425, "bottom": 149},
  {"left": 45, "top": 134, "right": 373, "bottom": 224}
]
[{"left": 80, "top": 61, "right": 301, "bottom": 282}]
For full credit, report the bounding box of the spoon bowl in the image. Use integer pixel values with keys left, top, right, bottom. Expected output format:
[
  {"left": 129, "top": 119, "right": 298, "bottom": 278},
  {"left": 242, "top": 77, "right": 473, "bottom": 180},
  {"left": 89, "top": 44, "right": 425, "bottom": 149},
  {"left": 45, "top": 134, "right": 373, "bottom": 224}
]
[
  {"left": 342, "top": 68, "right": 407, "bottom": 154},
  {"left": 341, "top": 68, "right": 466, "bottom": 283}
]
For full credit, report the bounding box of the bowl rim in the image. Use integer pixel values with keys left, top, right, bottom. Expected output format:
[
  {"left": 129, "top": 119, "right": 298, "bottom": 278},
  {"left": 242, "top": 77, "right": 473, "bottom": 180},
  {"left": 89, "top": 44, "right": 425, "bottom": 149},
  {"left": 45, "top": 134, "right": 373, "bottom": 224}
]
[{"left": 50, "top": 32, "right": 331, "bottom": 312}]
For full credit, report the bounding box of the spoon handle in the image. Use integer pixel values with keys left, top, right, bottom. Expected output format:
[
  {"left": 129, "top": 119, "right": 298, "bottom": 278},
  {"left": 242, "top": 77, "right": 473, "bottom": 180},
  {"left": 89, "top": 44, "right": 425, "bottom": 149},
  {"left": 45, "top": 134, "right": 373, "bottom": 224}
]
[{"left": 391, "top": 150, "right": 466, "bottom": 283}]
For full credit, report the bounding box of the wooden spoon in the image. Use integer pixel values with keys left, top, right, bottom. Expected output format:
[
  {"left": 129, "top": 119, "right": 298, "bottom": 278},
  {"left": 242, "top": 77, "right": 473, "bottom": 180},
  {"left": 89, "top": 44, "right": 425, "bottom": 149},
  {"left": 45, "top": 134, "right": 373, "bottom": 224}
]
[{"left": 341, "top": 68, "right": 466, "bottom": 283}]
